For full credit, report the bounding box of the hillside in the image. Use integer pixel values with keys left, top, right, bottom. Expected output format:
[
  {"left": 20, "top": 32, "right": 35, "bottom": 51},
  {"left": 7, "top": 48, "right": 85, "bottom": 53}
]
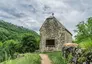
[
  {"left": 0, "top": 20, "right": 40, "bottom": 62},
  {"left": 0, "top": 20, "right": 39, "bottom": 42}
]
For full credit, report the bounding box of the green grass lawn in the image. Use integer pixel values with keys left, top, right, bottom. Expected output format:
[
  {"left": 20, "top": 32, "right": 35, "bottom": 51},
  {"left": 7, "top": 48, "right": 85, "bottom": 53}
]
[
  {"left": 0, "top": 53, "right": 41, "bottom": 64},
  {"left": 46, "top": 52, "right": 67, "bottom": 64}
]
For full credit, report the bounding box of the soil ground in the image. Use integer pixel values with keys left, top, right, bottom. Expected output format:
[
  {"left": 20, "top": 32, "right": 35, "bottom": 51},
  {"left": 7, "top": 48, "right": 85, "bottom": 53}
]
[{"left": 39, "top": 54, "right": 52, "bottom": 64}]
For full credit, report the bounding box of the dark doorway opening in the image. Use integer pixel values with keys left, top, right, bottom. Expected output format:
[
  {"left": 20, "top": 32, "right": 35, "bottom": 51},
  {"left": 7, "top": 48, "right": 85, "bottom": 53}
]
[{"left": 46, "top": 39, "right": 55, "bottom": 47}]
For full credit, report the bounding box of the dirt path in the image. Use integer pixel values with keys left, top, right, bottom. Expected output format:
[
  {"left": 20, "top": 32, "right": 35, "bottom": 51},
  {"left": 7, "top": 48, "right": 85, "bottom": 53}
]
[{"left": 39, "top": 54, "right": 52, "bottom": 64}]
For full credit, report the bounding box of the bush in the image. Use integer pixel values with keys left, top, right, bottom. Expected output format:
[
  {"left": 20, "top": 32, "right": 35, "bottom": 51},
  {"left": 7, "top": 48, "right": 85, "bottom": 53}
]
[
  {"left": 0, "top": 42, "right": 3, "bottom": 47},
  {"left": 0, "top": 40, "right": 21, "bottom": 62},
  {"left": 79, "top": 39, "right": 92, "bottom": 50},
  {"left": 22, "top": 33, "right": 40, "bottom": 49},
  {"left": 79, "top": 39, "right": 92, "bottom": 62},
  {"left": 20, "top": 35, "right": 37, "bottom": 53},
  {"left": 3, "top": 40, "right": 18, "bottom": 59},
  {"left": 0, "top": 42, "right": 4, "bottom": 62}
]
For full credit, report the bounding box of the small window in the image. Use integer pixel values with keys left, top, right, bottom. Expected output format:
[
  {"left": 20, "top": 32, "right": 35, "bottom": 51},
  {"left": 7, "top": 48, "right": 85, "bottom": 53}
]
[{"left": 46, "top": 39, "right": 55, "bottom": 47}]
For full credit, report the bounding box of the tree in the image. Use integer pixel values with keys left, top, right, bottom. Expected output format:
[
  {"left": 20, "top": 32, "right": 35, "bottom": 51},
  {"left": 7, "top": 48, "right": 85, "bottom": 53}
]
[
  {"left": 21, "top": 35, "right": 37, "bottom": 53},
  {"left": 75, "top": 17, "right": 92, "bottom": 43}
]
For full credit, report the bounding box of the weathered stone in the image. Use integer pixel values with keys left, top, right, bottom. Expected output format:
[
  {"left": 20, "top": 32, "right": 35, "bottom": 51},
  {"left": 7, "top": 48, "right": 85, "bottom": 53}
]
[
  {"left": 40, "top": 16, "right": 72, "bottom": 52},
  {"left": 62, "top": 43, "right": 78, "bottom": 58}
]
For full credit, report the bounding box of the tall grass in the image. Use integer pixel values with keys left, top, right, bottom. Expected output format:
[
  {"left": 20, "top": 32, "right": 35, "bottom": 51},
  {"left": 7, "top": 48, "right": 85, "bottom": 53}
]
[
  {"left": 79, "top": 39, "right": 92, "bottom": 50},
  {"left": 46, "top": 52, "right": 67, "bottom": 64},
  {"left": 0, "top": 53, "right": 41, "bottom": 64}
]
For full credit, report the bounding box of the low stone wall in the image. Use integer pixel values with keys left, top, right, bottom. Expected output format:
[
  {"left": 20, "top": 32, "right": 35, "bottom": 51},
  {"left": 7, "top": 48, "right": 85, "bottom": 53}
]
[{"left": 62, "top": 43, "right": 92, "bottom": 64}]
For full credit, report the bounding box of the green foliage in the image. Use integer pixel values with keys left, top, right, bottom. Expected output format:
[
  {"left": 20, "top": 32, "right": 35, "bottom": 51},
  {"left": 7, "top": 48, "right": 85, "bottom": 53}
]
[
  {"left": 0, "top": 20, "right": 39, "bottom": 42},
  {"left": 1, "top": 53, "right": 41, "bottom": 64},
  {"left": 79, "top": 39, "right": 92, "bottom": 50},
  {"left": 74, "top": 17, "right": 92, "bottom": 63},
  {"left": 0, "top": 27, "right": 9, "bottom": 42},
  {"left": 0, "top": 42, "right": 3, "bottom": 47},
  {"left": 75, "top": 17, "right": 92, "bottom": 43},
  {"left": 46, "top": 52, "right": 67, "bottom": 64},
  {"left": 76, "top": 39, "right": 92, "bottom": 63},
  {"left": 0, "top": 40, "right": 18, "bottom": 62},
  {"left": 0, "top": 20, "right": 40, "bottom": 62},
  {"left": 3, "top": 40, "right": 18, "bottom": 57},
  {"left": 22, "top": 33, "right": 40, "bottom": 49},
  {"left": 67, "top": 53, "right": 73, "bottom": 63},
  {"left": 20, "top": 35, "right": 37, "bottom": 53}
]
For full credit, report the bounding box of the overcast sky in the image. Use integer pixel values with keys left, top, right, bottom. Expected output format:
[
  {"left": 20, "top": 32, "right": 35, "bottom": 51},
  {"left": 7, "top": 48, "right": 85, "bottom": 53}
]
[{"left": 0, "top": 0, "right": 92, "bottom": 37}]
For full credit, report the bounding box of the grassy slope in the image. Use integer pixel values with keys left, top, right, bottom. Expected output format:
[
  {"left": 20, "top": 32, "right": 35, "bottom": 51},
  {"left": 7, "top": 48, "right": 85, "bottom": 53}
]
[
  {"left": 46, "top": 52, "right": 67, "bottom": 64},
  {"left": 0, "top": 53, "right": 41, "bottom": 64}
]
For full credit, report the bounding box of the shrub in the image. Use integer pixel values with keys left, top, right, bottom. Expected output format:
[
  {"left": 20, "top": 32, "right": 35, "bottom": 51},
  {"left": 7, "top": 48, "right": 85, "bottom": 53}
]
[
  {"left": 3, "top": 40, "right": 18, "bottom": 58},
  {"left": 0, "top": 42, "right": 3, "bottom": 47},
  {"left": 77, "top": 39, "right": 92, "bottom": 63},
  {"left": 79, "top": 39, "right": 92, "bottom": 50},
  {"left": 20, "top": 35, "right": 37, "bottom": 53}
]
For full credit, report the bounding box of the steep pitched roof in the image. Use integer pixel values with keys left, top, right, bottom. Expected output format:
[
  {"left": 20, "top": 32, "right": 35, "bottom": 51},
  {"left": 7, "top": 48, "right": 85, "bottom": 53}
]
[{"left": 40, "top": 16, "right": 72, "bottom": 35}]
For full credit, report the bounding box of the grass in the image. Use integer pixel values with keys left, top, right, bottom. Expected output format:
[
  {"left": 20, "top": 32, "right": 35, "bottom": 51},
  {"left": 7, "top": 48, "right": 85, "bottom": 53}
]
[
  {"left": 0, "top": 53, "right": 41, "bottom": 64},
  {"left": 45, "top": 52, "right": 67, "bottom": 64},
  {"left": 79, "top": 39, "right": 92, "bottom": 50},
  {"left": 0, "top": 52, "right": 68, "bottom": 64}
]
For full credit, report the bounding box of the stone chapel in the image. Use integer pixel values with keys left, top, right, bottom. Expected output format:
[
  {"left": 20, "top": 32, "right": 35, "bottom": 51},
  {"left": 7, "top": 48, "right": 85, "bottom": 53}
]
[{"left": 40, "top": 15, "right": 72, "bottom": 52}]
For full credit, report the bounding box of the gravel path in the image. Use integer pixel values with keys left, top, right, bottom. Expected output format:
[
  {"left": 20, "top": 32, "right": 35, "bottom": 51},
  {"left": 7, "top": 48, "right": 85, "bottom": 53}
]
[{"left": 39, "top": 54, "right": 52, "bottom": 64}]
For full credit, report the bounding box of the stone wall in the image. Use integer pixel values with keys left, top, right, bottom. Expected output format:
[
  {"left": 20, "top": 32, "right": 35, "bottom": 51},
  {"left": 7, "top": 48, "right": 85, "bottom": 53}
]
[
  {"left": 62, "top": 43, "right": 92, "bottom": 64},
  {"left": 65, "top": 30, "right": 72, "bottom": 43}
]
